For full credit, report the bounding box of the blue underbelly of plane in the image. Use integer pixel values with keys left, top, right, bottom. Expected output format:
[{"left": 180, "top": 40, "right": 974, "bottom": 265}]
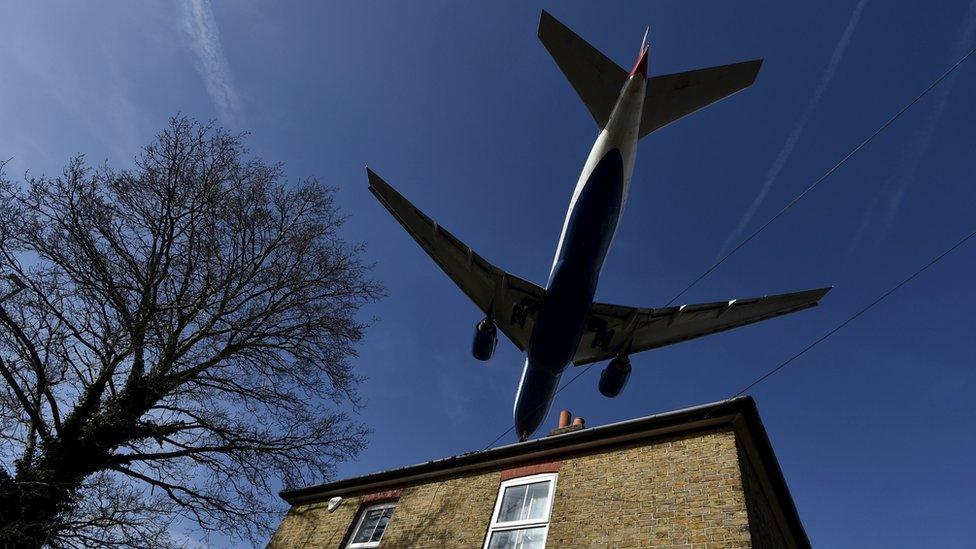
[{"left": 514, "top": 148, "right": 624, "bottom": 439}]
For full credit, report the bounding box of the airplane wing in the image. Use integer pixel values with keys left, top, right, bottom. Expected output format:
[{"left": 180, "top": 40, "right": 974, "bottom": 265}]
[
  {"left": 573, "top": 287, "right": 831, "bottom": 366},
  {"left": 639, "top": 59, "right": 763, "bottom": 137},
  {"left": 367, "top": 168, "right": 544, "bottom": 351}
]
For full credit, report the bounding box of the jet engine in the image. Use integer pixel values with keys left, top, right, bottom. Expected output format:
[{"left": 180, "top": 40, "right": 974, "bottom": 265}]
[
  {"left": 471, "top": 318, "right": 498, "bottom": 361},
  {"left": 598, "top": 356, "right": 632, "bottom": 398}
]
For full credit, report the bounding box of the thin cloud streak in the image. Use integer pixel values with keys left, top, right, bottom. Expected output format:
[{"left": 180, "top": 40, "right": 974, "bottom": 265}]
[
  {"left": 718, "top": 0, "right": 869, "bottom": 257},
  {"left": 882, "top": 0, "right": 976, "bottom": 227},
  {"left": 183, "top": 0, "right": 243, "bottom": 127},
  {"left": 846, "top": 0, "right": 976, "bottom": 257}
]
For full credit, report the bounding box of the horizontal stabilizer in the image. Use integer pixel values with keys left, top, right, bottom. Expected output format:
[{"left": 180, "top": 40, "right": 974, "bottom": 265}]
[
  {"left": 538, "top": 10, "right": 627, "bottom": 129},
  {"left": 539, "top": 11, "right": 762, "bottom": 136},
  {"left": 640, "top": 59, "right": 763, "bottom": 137}
]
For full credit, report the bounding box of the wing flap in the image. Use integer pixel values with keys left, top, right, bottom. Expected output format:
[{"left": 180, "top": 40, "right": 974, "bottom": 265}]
[
  {"left": 574, "top": 287, "right": 830, "bottom": 365},
  {"left": 367, "top": 168, "right": 544, "bottom": 351}
]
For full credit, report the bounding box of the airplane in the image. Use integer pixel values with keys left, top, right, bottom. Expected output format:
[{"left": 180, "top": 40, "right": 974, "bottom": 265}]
[{"left": 366, "top": 11, "right": 831, "bottom": 441}]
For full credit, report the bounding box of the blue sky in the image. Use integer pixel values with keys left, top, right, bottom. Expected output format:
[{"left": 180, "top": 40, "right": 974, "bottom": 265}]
[{"left": 2, "top": 1, "right": 976, "bottom": 547}]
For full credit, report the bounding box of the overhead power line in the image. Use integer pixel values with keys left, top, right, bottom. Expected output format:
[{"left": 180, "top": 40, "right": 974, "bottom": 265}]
[
  {"left": 479, "top": 363, "right": 597, "bottom": 450},
  {"left": 418, "top": 361, "right": 597, "bottom": 528},
  {"left": 717, "top": 225, "right": 976, "bottom": 404},
  {"left": 664, "top": 42, "right": 976, "bottom": 307}
]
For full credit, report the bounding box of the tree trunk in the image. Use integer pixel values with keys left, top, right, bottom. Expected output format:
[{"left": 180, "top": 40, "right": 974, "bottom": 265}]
[
  {"left": 0, "top": 433, "right": 109, "bottom": 548},
  {"left": 0, "top": 472, "right": 76, "bottom": 548}
]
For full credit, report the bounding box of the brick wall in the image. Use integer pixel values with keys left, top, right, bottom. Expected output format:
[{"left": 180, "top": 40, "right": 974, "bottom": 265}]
[
  {"left": 268, "top": 495, "right": 362, "bottom": 548},
  {"left": 546, "top": 428, "right": 751, "bottom": 548},
  {"left": 737, "top": 440, "right": 790, "bottom": 549},
  {"left": 269, "top": 426, "right": 787, "bottom": 548},
  {"left": 269, "top": 472, "right": 500, "bottom": 548}
]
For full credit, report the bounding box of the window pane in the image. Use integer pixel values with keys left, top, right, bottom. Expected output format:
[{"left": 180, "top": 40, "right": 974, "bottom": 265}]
[
  {"left": 369, "top": 508, "right": 394, "bottom": 542},
  {"left": 498, "top": 484, "right": 527, "bottom": 522},
  {"left": 497, "top": 481, "right": 550, "bottom": 523},
  {"left": 352, "top": 508, "right": 384, "bottom": 543},
  {"left": 524, "top": 482, "right": 551, "bottom": 520},
  {"left": 487, "top": 527, "right": 547, "bottom": 549}
]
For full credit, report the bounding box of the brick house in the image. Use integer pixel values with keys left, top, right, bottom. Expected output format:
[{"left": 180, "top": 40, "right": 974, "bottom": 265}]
[{"left": 268, "top": 396, "right": 809, "bottom": 548}]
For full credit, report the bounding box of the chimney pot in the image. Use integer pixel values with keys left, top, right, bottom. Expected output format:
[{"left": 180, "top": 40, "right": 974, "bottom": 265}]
[
  {"left": 548, "top": 411, "right": 585, "bottom": 437},
  {"left": 558, "top": 410, "right": 572, "bottom": 429}
]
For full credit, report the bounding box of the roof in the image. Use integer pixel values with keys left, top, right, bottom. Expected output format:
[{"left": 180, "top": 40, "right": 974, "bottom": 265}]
[{"left": 279, "top": 396, "right": 809, "bottom": 547}]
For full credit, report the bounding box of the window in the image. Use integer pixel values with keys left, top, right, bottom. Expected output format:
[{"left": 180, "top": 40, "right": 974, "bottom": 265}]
[
  {"left": 347, "top": 502, "right": 396, "bottom": 548},
  {"left": 484, "top": 473, "right": 557, "bottom": 549}
]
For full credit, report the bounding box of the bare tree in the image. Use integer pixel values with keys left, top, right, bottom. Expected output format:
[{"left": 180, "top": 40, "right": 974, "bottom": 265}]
[{"left": 0, "top": 117, "right": 381, "bottom": 547}]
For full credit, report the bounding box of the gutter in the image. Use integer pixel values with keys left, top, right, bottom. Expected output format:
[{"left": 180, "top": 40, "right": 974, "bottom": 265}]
[{"left": 280, "top": 396, "right": 751, "bottom": 505}]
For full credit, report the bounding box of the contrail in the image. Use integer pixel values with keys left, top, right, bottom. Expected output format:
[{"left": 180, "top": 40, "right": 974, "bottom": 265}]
[
  {"left": 718, "top": 0, "right": 869, "bottom": 257},
  {"left": 183, "top": 0, "right": 243, "bottom": 127},
  {"left": 882, "top": 0, "right": 976, "bottom": 228}
]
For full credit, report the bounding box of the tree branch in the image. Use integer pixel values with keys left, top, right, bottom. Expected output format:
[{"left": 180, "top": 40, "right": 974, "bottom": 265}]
[{"left": 0, "top": 355, "right": 49, "bottom": 441}]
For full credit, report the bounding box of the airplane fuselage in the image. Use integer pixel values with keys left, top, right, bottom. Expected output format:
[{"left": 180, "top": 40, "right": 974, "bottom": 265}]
[{"left": 513, "top": 72, "right": 646, "bottom": 440}]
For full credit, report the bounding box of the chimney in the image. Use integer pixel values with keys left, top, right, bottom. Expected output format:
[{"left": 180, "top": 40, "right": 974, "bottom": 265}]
[
  {"left": 558, "top": 410, "right": 572, "bottom": 429},
  {"left": 548, "top": 410, "right": 586, "bottom": 437}
]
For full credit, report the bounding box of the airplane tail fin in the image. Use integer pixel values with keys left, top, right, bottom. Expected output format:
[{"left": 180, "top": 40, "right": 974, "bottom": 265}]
[{"left": 538, "top": 10, "right": 762, "bottom": 136}]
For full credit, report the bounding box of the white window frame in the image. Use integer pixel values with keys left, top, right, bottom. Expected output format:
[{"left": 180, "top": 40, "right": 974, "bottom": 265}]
[
  {"left": 346, "top": 502, "right": 396, "bottom": 548},
  {"left": 483, "top": 472, "right": 558, "bottom": 549}
]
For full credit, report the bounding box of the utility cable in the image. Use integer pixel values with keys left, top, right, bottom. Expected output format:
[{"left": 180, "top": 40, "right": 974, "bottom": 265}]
[
  {"left": 417, "top": 363, "right": 598, "bottom": 528},
  {"left": 479, "top": 362, "right": 599, "bottom": 450},
  {"left": 664, "top": 42, "right": 976, "bottom": 307},
  {"left": 707, "top": 224, "right": 976, "bottom": 416}
]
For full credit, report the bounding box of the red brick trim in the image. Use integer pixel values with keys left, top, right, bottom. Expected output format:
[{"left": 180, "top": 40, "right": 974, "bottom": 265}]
[
  {"left": 499, "top": 460, "right": 563, "bottom": 481},
  {"left": 361, "top": 487, "right": 403, "bottom": 503}
]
